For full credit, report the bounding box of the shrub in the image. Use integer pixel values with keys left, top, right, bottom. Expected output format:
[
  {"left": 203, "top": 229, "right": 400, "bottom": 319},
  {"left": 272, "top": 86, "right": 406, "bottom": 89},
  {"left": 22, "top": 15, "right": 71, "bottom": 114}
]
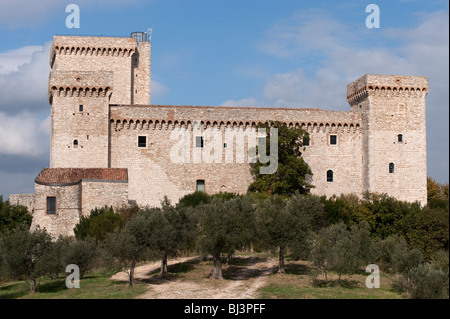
[
  {"left": 74, "top": 206, "right": 121, "bottom": 241},
  {"left": 63, "top": 238, "right": 98, "bottom": 278},
  {"left": 0, "top": 196, "right": 32, "bottom": 233},
  {"left": 394, "top": 264, "right": 449, "bottom": 299},
  {"left": 176, "top": 191, "right": 211, "bottom": 208},
  {"left": 429, "top": 250, "right": 449, "bottom": 273},
  {"left": 376, "top": 235, "right": 423, "bottom": 273}
]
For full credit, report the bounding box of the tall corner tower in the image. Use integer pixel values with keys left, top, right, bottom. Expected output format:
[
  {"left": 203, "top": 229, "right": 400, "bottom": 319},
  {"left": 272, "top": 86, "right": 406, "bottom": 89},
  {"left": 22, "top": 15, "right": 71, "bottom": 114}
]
[
  {"left": 347, "top": 74, "right": 428, "bottom": 206},
  {"left": 130, "top": 31, "right": 151, "bottom": 105},
  {"left": 47, "top": 33, "right": 151, "bottom": 168}
]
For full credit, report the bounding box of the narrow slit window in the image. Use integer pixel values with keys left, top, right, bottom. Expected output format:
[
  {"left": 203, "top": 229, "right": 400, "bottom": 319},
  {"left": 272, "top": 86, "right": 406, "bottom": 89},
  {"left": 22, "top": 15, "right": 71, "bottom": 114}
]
[
  {"left": 327, "top": 170, "right": 333, "bottom": 182},
  {"left": 389, "top": 163, "right": 395, "bottom": 174},
  {"left": 397, "top": 134, "right": 403, "bottom": 143},
  {"left": 73, "top": 139, "right": 78, "bottom": 148},
  {"left": 138, "top": 136, "right": 147, "bottom": 148},
  {"left": 196, "top": 180, "right": 205, "bottom": 192},
  {"left": 46, "top": 196, "right": 56, "bottom": 215}
]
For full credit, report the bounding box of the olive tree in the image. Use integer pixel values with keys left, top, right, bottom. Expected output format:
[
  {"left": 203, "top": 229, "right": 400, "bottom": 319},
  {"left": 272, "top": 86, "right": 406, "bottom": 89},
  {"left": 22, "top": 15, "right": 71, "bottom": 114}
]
[
  {"left": 196, "top": 196, "right": 255, "bottom": 279},
  {"left": 1, "top": 226, "right": 52, "bottom": 293}
]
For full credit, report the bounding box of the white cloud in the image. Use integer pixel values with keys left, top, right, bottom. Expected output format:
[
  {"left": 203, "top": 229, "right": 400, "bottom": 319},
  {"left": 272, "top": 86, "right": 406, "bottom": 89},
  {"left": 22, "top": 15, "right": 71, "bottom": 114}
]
[
  {"left": 0, "top": 42, "right": 51, "bottom": 114},
  {"left": 151, "top": 80, "right": 170, "bottom": 104},
  {"left": 257, "top": 9, "right": 353, "bottom": 59},
  {"left": 221, "top": 9, "right": 449, "bottom": 182},
  {"left": 0, "top": 112, "right": 50, "bottom": 157},
  {"left": 0, "top": 46, "right": 44, "bottom": 74},
  {"left": 220, "top": 97, "right": 260, "bottom": 107}
]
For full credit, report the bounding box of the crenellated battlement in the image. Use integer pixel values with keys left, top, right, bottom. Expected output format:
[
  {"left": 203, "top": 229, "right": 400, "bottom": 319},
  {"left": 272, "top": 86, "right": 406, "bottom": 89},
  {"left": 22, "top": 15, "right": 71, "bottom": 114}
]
[
  {"left": 50, "top": 35, "right": 137, "bottom": 67},
  {"left": 110, "top": 117, "right": 361, "bottom": 133},
  {"left": 347, "top": 74, "right": 428, "bottom": 105}
]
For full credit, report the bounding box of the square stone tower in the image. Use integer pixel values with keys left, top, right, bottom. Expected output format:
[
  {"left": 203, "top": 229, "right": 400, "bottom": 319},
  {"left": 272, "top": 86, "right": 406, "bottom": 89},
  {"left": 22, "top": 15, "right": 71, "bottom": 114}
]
[
  {"left": 48, "top": 34, "right": 151, "bottom": 168},
  {"left": 347, "top": 74, "right": 428, "bottom": 205}
]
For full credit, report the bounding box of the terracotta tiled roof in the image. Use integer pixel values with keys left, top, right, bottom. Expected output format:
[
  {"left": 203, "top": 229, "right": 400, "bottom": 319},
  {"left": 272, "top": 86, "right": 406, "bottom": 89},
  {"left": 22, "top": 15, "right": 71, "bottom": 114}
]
[{"left": 35, "top": 168, "right": 128, "bottom": 185}]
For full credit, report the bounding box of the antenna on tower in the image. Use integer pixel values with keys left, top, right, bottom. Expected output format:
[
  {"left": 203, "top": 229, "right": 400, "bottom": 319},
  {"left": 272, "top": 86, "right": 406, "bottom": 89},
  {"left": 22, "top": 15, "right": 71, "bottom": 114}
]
[{"left": 147, "top": 28, "right": 152, "bottom": 41}]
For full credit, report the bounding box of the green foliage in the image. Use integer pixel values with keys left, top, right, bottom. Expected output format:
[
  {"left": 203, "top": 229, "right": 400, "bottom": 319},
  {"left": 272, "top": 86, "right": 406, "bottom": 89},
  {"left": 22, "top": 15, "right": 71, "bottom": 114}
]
[
  {"left": 0, "top": 196, "right": 32, "bottom": 233},
  {"left": 1, "top": 226, "right": 53, "bottom": 293},
  {"left": 429, "top": 250, "right": 449, "bottom": 273},
  {"left": 321, "top": 189, "right": 448, "bottom": 260},
  {"left": 63, "top": 237, "right": 99, "bottom": 278},
  {"left": 39, "top": 235, "right": 73, "bottom": 279},
  {"left": 255, "top": 194, "right": 324, "bottom": 272},
  {"left": 211, "top": 192, "right": 241, "bottom": 201},
  {"left": 248, "top": 121, "right": 313, "bottom": 196},
  {"left": 394, "top": 264, "right": 449, "bottom": 299},
  {"left": 102, "top": 214, "right": 153, "bottom": 285},
  {"left": 321, "top": 194, "right": 372, "bottom": 228},
  {"left": 363, "top": 193, "right": 421, "bottom": 239},
  {"left": 74, "top": 206, "right": 121, "bottom": 241},
  {"left": 311, "top": 222, "right": 374, "bottom": 282},
  {"left": 196, "top": 196, "right": 255, "bottom": 278},
  {"left": 176, "top": 191, "right": 211, "bottom": 208},
  {"left": 397, "top": 205, "right": 449, "bottom": 258},
  {"left": 114, "top": 204, "right": 140, "bottom": 227},
  {"left": 375, "top": 235, "right": 423, "bottom": 273}
]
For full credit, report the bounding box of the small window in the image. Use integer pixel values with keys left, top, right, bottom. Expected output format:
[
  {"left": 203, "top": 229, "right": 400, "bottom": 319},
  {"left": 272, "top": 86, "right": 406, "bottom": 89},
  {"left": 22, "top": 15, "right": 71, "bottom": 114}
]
[
  {"left": 223, "top": 143, "right": 227, "bottom": 148},
  {"left": 73, "top": 139, "right": 78, "bottom": 148},
  {"left": 46, "top": 197, "right": 56, "bottom": 215},
  {"left": 330, "top": 135, "right": 337, "bottom": 145},
  {"left": 195, "top": 136, "right": 204, "bottom": 148},
  {"left": 196, "top": 180, "right": 205, "bottom": 192},
  {"left": 389, "top": 163, "right": 395, "bottom": 174},
  {"left": 138, "top": 136, "right": 147, "bottom": 148},
  {"left": 397, "top": 134, "right": 403, "bottom": 143},
  {"left": 303, "top": 136, "right": 310, "bottom": 146},
  {"left": 79, "top": 105, "right": 83, "bottom": 112},
  {"left": 327, "top": 170, "right": 333, "bottom": 182}
]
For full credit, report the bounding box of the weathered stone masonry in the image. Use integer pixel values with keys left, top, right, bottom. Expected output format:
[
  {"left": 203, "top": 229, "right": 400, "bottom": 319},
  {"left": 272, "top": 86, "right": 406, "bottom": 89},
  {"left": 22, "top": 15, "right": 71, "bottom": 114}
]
[{"left": 9, "top": 33, "right": 428, "bottom": 237}]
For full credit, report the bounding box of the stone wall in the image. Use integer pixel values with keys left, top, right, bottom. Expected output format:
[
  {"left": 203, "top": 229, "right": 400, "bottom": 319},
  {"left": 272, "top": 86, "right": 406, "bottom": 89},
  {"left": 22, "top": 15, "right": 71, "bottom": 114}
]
[
  {"left": 109, "top": 104, "right": 364, "bottom": 207},
  {"left": 81, "top": 180, "right": 129, "bottom": 216},
  {"left": 32, "top": 183, "right": 81, "bottom": 238},
  {"left": 8, "top": 193, "right": 35, "bottom": 213}
]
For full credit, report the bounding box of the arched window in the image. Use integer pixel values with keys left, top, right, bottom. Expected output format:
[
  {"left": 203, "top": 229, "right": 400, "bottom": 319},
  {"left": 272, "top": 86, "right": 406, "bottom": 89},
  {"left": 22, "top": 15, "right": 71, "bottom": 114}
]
[
  {"left": 327, "top": 170, "right": 333, "bottom": 182},
  {"left": 389, "top": 163, "right": 395, "bottom": 174},
  {"left": 73, "top": 139, "right": 78, "bottom": 148},
  {"left": 397, "top": 134, "right": 403, "bottom": 143}
]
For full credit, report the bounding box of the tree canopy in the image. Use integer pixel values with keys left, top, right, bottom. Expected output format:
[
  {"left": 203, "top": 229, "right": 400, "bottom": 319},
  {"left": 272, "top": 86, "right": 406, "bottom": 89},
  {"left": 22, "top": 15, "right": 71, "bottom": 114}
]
[{"left": 248, "top": 121, "right": 313, "bottom": 196}]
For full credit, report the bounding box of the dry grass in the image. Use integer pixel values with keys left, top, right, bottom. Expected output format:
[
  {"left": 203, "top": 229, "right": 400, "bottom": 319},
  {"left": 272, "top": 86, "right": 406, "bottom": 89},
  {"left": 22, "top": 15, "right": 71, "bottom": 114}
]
[{"left": 110, "top": 254, "right": 404, "bottom": 299}]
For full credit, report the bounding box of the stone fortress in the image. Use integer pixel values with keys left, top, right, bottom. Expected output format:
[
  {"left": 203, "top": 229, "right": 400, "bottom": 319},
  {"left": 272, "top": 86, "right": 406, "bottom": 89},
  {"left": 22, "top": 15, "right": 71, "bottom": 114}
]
[{"left": 9, "top": 32, "right": 429, "bottom": 237}]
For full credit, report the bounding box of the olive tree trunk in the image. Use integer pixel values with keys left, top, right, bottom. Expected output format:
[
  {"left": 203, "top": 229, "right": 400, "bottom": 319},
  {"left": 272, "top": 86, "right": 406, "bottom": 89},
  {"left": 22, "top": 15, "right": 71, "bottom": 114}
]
[
  {"left": 211, "top": 252, "right": 223, "bottom": 279},
  {"left": 278, "top": 246, "right": 286, "bottom": 274},
  {"left": 129, "top": 259, "right": 137, "bottom": 286},
  {"left": 161, "top": 252, "right": 168, "bottom": 274}
]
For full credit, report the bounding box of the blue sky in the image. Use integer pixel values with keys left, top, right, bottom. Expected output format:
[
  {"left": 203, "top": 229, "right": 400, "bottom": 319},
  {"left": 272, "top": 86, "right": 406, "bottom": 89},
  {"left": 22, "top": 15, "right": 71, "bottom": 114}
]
[{"left": 0, "top": 0, "right": 448, "bottom": 199}]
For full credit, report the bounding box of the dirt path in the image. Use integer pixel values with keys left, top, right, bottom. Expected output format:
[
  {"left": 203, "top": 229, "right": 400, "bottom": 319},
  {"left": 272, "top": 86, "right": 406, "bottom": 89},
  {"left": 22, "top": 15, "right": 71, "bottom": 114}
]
[{"left": 111, "top": 256, "right": 277, "bottom": 299}]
